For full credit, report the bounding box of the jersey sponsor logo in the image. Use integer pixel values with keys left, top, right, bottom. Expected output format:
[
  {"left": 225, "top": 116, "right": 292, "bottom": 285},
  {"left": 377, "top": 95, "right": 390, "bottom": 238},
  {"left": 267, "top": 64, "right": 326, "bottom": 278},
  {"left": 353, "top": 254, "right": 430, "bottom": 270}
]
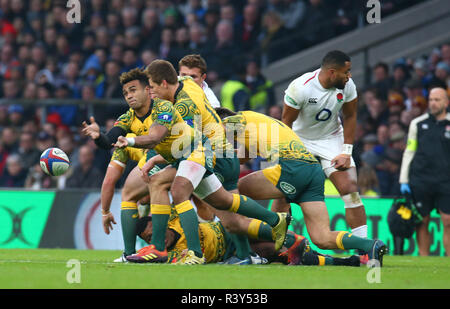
[
  {"left": 421, "top": 123, "right": 429, "bottom": 130},
  {"left": 280, "top": 181, "right": 296, "bottom": 195},
  {"left": 308, "top": 98, "right": 318, "bottom": 104},
  {"left": 285, "top": 95, "right": 298, "bottom": 106},
  {"left": 157, "top": 113, "right": 172, "bottom": 123}
]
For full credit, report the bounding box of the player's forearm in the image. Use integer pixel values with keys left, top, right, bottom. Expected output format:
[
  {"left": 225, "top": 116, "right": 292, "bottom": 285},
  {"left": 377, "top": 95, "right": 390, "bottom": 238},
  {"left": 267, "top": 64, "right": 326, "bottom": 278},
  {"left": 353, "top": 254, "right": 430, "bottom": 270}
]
[
  {"left": 342, "top": 113, "right": 357, "bottom": 145},
  {"left": 95, "top": 127, "right": 126, "bottom": 149},
  {"left": 101, "top": 166, "right": 123, "bottom": 213},
  {"left": 131, "top": 134, "right": 161, "bottom": 149}
]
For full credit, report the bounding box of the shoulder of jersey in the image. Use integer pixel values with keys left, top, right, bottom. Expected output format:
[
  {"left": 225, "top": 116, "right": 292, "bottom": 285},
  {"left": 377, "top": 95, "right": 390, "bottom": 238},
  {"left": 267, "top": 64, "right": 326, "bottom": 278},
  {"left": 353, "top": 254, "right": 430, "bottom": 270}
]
[{"left": 291, "top": 70, "right": 319, "bottom": 87}]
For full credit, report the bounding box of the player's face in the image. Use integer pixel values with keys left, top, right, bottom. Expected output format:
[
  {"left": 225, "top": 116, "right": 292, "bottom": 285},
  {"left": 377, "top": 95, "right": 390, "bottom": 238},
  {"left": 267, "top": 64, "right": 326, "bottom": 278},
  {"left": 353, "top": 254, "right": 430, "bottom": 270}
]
[
  {"left": 122, "top": 80, "right": 150, "bottom": 110},
  {"left": 331, "top": 61, "right": 352, "bottom": 90},
  {"left": 179, "top": 66, "right": 206, "bottom": 86},
  {"left": 148, "top": 78, "right": 171, "bottom": 101},
  {"left": 428, "top": 88, "right": 449, "bottom": 118}
]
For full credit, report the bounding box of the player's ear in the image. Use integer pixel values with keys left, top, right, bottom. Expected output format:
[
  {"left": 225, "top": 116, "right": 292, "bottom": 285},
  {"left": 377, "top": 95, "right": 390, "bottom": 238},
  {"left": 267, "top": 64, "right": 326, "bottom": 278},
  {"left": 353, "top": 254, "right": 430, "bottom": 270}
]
[{"left": 201, "top": 73, "right": 206, "bottom": 82}]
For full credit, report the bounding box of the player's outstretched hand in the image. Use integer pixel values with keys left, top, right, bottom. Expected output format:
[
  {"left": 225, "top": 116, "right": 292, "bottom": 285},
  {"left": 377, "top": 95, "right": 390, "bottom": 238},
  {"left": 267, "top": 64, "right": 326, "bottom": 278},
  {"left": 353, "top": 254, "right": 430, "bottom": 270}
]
[
  {"left": 102, "top": 212, "right": 117, "bottom": 235},
  {"left": 114, "top": 136, "right": 129, "bottom": 148},
  {"left": 331, "top": 154, "right": 351, "bottom": 171},
  {"left": 82, "top": 116, "right": 100, "bottom": 139}
]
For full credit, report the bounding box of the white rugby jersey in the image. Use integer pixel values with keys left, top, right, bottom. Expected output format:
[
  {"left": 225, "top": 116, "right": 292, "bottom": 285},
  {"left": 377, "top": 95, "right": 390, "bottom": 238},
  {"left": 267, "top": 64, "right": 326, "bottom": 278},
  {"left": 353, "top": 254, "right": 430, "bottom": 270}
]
[
  {"left": 202, "top": 80, "right": 221, "bottom": 108},
  {"left": 284, "top": 69, "right": 357, "bottom": 140}
]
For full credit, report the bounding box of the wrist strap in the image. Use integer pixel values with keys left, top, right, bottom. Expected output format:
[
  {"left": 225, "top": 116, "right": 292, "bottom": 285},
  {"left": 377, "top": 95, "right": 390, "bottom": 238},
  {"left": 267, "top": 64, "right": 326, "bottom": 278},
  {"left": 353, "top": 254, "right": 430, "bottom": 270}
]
[
  {"left": 126, "top": 137, "right": 135, "bottom": 147},
  {"left": 342, "top": 144, "right": 353, "bottom": 155}
]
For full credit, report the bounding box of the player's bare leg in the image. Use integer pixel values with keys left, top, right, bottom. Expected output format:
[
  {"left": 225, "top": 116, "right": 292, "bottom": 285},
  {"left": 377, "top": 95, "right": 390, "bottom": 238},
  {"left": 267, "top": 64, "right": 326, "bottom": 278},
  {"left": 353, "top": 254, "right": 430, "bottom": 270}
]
[
  {"left": 239, "top": 170, "right": 385, "bottom": 265},
  {"left": 416, "top": 215, "right": 431, "bottom": 256},
  {"left": 440, "top": 211, "right": 450, "bottom": 257},
  {"left": 203, "top": 177, "right": 289, "bottom": 251},
  {"left": 329, "top": 167, "right": 367, "bottom": 239},
  {"left": 120, "top": 165, "right": 151, "bottom": 256},
  {"left": 271, "top": 198, "right": 291, "bottom": 213}
]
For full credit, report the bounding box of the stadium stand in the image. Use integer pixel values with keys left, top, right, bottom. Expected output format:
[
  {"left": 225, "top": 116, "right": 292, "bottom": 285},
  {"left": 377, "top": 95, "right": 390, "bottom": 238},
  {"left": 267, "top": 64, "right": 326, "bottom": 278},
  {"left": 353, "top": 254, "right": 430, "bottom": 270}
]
[{"left": 0, "top": 0, "right": 446, "bottom": 197}]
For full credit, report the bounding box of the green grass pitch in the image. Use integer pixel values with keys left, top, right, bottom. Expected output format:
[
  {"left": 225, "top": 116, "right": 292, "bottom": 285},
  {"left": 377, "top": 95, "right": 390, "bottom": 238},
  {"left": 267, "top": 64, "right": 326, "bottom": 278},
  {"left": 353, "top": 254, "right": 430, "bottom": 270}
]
[{"left": 0, "top": 249, "right": 449, "bottom": 289}]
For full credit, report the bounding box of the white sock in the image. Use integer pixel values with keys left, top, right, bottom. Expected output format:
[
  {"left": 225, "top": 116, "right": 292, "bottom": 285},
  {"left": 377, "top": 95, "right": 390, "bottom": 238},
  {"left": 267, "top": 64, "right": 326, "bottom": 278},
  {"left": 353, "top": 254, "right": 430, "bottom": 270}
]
[{"left": 351, "top": 225, "right": 368, "bottom": 238}]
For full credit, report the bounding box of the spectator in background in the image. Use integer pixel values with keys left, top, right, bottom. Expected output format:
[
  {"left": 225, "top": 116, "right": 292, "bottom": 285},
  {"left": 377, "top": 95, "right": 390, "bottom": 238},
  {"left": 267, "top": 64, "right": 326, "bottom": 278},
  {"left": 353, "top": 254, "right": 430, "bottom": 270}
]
[
  {"left": 392, "top": 62, "right": 410, "bottom": 90},
  {"left": 267, "top": 104, "right": 282, "bottom": 120},
  {"left": 220, "top": 61, "right": 250, "bottom": 112},
  {"left": 268, "top": 0, "right": 306, "bottom": 31},
  {"left": 36, "top": 131, "right": 55, "bottom": 153},
  {"left": 258, "top": 10, "right": 291, "bottom": 65},
  {"left": 188, "top": 23, "right": 207, "bottom": 55},
  {"left": 236, "top": 3, "right": 261, "bottom": 52},
  {"left": 25, "top": 163, "right": 58, "bottom": 189},
  {"left": 204, "top": 7, "right": 220, "bottom": 42},
  {"left": 16, "top": 131, "right": 40, "bottom": 172},
  {"left": 357, "top": 165, "right": 380, "bottom": 197},
  {"left": 167, "top": 26, "right": 191, "bottom": 67},
  {"left": 66, "top": 144, "right": 103, "bottom": 189},
  {"left": 371, "top": 62, "right": 393, "bottom": 100},
  {"left": 1, "top": 127, "right": 19, "bottom": 153},
  {"left": 300, "top": 0, "right": 334, "bottom": 47},
  {"left": 204, "top": 19, "right": 241, "bottom": 82},
  {"left": 244, "top": 59, "right": 275, "bottom": 113},
  {"left": 0, "top": 154, "right": 27, "bottom": 188},
  {"left": 141, "top": 8, "right": 162, "bottom": 52}
]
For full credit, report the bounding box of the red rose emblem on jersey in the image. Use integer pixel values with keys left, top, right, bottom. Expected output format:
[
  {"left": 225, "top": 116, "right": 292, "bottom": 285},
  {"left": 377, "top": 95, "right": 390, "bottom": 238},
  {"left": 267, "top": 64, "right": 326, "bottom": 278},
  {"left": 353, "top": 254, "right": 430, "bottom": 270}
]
[{"left": 337, "top": 93, "right": 343, "bottom": 102}]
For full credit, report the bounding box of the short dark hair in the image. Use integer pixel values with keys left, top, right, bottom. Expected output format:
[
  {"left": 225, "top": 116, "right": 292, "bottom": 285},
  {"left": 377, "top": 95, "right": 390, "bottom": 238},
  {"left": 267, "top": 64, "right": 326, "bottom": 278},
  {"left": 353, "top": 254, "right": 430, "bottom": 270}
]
[
  {"left": 119, "top": 68, "right": 149, "bottom": 87},
  {"left": 374, "top": 62, "right": 389, "bottom": 74},
  {"left": 145, "top": 59, "right": 178, "bottom": 85},
  {"left": 179, "top": 54, "right": 207, "bottom": 75},
  {"left": 321, "top": 50, "right": 351, "bottom": 69},
  {"left": 215, "top": 107, "right": 237, "bottom": 119},
  {"left": 136, "top": 216, "right": 152, "bottom": 237}
]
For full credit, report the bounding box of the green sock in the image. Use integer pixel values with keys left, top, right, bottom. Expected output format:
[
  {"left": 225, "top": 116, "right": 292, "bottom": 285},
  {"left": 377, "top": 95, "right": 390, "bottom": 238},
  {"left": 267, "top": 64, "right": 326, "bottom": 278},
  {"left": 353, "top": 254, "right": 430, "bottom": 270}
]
[
  {"left": 338, "top": 231, "right": 375, "bottom": 252},
  {"left": 232, "top": 195, "right": 279, "bottom": 227},
  {"left": 176, "top": 201, "right": 203, "bottom": 257},
  {"left": 257, "top": 222, "right": 273, "bottom": 241},
  {"left": 120, "top": 208, "right": 138, "bottom": 255},
  {"left": 230, "top": 234, "right": 252, "bottom": 259},
  {"left": 150, "top": 213, "right": 170, "bottom": 251},
  {"left": 149, "top": 204, "right": 172, "bottom": 251}
]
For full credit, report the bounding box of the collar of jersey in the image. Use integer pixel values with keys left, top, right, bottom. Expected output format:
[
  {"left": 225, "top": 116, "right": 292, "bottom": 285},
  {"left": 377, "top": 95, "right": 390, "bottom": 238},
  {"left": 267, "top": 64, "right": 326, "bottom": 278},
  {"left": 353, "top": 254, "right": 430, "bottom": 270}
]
[{"left": 174, "top": 81, "right": 184, "bottom": 100}]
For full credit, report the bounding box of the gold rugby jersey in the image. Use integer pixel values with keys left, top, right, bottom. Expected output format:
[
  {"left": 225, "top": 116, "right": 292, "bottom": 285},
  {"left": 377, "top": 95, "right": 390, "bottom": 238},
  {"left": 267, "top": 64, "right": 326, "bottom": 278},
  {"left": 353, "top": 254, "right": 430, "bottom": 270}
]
[
  {"left": 167, "top": 213, "right": 227, "bottom": 264},
  {"left": 222, "top": 110, "right": 317, "bottom": 163},
  {"left": 175, "top": 77, "right": 231, "bottom": 155},
  {"left": 115, "top": 98, "right": 195, "bottom": 163}
]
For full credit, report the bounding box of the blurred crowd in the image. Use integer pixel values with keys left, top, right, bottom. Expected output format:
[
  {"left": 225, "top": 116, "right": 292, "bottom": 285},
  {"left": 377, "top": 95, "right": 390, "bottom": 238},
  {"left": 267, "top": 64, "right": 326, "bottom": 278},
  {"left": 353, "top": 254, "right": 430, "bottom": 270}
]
[{"left": 0, "top": 0, "right": 443, "bottom": 197}]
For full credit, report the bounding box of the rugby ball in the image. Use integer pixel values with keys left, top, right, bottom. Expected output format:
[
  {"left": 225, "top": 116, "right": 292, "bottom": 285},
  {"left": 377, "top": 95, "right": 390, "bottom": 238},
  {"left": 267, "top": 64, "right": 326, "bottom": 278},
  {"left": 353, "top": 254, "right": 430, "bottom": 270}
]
[{"left": 40, "top": 147, "right": 70, "bottom": 176}]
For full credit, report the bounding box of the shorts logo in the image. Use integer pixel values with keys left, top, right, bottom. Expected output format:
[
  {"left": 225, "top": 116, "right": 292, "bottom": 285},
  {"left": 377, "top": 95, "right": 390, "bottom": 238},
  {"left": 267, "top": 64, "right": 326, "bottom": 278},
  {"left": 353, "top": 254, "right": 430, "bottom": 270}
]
[
  {"left": 280, "top": 182, "right": 296, "bottom": 195},
  {"left": 206, "top": 157, "right": 213, "bottom": 169}
]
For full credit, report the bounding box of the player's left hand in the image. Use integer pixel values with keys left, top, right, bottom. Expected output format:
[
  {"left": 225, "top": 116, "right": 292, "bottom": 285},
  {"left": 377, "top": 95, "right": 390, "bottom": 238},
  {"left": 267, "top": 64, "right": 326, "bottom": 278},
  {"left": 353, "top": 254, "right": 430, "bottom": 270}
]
[
  {"left": 331, "top": 154, "right": 351, "bottom": 171},
  {"left": 113, "top": 136, "right": 128, "bottom": 148}
]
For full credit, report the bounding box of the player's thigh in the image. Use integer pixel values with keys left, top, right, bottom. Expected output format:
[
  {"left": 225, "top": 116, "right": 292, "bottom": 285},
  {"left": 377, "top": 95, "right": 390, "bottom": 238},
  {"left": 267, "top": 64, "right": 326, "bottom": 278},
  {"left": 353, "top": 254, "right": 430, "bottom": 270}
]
[
  {"left": 149, "top": 166, "right": 176, "bottom": 191},
  {"left": 122, "top": 165, "right": 149, "bottom": 201},
  {"left": 238, "top": 169, "right": 285, "bottom": 200},
  {"left": 328, "top": 167, "right": 358, "bottom": 195}
]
